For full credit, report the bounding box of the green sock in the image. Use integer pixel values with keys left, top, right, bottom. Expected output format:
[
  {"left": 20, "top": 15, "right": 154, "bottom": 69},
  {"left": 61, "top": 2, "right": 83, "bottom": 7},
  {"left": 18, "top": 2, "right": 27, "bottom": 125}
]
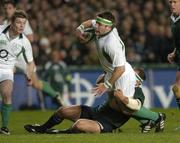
[
  {"left": 42, "top": 81, "right": 58, "bottom": 98},
  {"left": 132, "top": 117, "right": 155, "bottom": 124},
  {"left": 1, "top": 104, "right": 12, "bottom": 128},
  {"left": 132, "top": 106, "right": 159, "bottom": 123}
]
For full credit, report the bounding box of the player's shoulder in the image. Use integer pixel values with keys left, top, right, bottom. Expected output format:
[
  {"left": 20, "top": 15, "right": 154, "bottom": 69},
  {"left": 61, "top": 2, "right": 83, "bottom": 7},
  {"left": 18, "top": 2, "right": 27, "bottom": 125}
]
[
  {"left": 107, "top": 28, "right": 124, "bottom": 46},
  {"left": 0, "top": 25, "right": 8, "bottom": 33},
  {"left": 19, "top": 34, "right": 32, "bottom": 49},
  {"left": 21, "top": 33, "right": 31, "bottom": 43},
  {"left": 106, "top": 28, "right": 118, "bottom": 41}
]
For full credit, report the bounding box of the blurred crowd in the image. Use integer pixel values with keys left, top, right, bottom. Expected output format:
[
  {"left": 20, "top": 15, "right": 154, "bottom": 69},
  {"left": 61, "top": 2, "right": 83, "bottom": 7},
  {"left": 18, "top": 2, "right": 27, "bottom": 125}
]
[{"left": 0, "top": 0, "right": 173, "bottom": 66}]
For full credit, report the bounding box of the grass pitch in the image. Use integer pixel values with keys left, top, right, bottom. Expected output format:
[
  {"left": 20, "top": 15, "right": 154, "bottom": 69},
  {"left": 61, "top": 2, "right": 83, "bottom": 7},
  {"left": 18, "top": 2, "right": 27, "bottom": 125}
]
[{"left": 0, "top": 108, "right": 180, "bottom": 143}]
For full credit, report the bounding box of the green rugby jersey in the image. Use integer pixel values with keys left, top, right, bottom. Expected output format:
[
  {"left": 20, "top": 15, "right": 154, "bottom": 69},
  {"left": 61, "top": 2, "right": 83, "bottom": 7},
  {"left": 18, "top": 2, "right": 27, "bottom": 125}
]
[
  {"left": 43, "top": 61, "right": 72, "bottom": 94},
  {"left": 133, "top": 87, "right": 145, "bottom": 105},
  {"left": 96, "top": 86, "right": 145, "bottom": 113}
]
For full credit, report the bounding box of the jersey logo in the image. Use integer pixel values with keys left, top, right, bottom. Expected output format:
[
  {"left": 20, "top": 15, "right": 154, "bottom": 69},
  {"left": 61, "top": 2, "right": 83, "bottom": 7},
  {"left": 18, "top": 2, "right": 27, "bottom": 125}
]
[
  {"left": 63, "top": 73, "right": 95, "bottom": 106},
  {"left": 0, "top": 49, "right": 8, "bottom": 61}
]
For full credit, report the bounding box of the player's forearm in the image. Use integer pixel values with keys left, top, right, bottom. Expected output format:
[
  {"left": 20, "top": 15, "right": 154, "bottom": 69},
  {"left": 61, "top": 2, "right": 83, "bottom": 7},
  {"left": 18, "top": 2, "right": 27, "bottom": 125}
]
[
  {"left": 76, "top": 20, "right": 94, "bottom": 43},
  {"left": 114, "top": 90, "right": 141, "bottom": 111},
  {"left": 126, "top": 98, "right": 141, "bottom": 110},
  {"left": 26, "top": 61, "right": 34, "bottom": 79},
  {"left": 80, "top": 20, "right": 93, "bottom": 29},
  {"left": 108, "top": 66, "right": 125, "bottom": 86},
  {"left": 76, "top": 20, "right": 93, "bottom": 34},
  {"left": 96, "top": 73, "right": 105, "bottom": 84}
]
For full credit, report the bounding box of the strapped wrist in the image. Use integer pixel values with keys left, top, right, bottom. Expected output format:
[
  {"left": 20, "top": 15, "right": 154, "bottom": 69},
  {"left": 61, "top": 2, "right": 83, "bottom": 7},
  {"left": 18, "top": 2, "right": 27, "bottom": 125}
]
[
  {"left": 103, "top": 80, "right": 113, "bottom": 89},
  {"left": 77, "top": 24, "right": 85, "bottom": 34}
]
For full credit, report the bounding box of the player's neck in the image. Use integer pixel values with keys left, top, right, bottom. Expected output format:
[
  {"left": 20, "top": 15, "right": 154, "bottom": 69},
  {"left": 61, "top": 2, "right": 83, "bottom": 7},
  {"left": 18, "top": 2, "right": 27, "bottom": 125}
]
[
  {"left": 9, "top": 27, "right": 19, "bottom": 40},
  {"left": 98, "top": 28, "right": 113, "bottom": 38},
  {"left": 172, "top": 12, "right": 180, "bottom": 17}
]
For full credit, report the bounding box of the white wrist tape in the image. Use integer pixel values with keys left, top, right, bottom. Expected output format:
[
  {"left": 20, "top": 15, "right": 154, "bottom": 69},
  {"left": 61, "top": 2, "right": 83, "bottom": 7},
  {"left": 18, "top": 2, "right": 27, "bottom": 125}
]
[
  {"left": 126, "top": 98, "right": 141, "bottom": 111},
  {"left": 103, "top": 80, "right": 112, "bottom": 89},
  {"left": 77, "top": 24, "right": 85, "bottom": 34}
]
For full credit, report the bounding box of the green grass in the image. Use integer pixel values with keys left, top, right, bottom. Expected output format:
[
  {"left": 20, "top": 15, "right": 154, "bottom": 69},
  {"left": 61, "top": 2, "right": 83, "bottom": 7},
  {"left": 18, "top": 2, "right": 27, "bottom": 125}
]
[{"left": 0, "top": 109, "right": 180, "bottom": 143}]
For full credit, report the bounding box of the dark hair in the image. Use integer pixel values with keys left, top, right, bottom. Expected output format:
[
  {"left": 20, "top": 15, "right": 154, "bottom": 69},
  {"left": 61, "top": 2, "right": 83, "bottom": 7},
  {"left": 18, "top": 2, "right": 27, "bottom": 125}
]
[
  {"left": 97, "top": 11, "right": 115, "bottom": 24},
  {"left": 11, "top": 9, "right": 28, "bottom": 22},
  {"left": 134, "top": 67, "right": 146, "bottom": 81},
  {"left": 3, "top": 0, "right": 16, "bottom": 7}
]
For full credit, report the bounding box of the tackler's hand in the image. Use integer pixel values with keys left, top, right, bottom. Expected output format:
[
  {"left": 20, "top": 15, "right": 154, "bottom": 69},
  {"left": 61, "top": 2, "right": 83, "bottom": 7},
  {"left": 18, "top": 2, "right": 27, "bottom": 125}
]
[{"left": 92, "top": 83, "right": 108, "bottom": 96}]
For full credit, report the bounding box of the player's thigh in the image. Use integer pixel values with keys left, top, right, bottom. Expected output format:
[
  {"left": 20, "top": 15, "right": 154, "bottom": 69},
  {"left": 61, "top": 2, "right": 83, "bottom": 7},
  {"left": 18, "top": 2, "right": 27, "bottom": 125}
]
[
  {"left": 0, "top": 80, "right": 13, "bottom": 104},
  {"left": 0, "top": 80, "right": 13, "bottom": 94},
  {"left": 73, "top": 119, "right": 101, "bottom": 133},
  {"left": 96, "top": 104, "right": 131, "bottom": 132},
  {"left": 0, "top": 70, "right": 13, "bottom": 96},
  {"left": 56, "top": 105, "right": 82, "bottom": 121},
  {"left": 105, "top": 71, "right": 136, "bottom": 97},
  {"left": 115, "top": 74, "right": 136, "bottom": 97}
]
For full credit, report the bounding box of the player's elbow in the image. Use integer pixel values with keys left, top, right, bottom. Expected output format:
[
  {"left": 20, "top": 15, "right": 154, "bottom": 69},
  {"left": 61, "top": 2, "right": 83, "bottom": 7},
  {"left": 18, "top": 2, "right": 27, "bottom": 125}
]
[{"left": 114, "top": 66, "right": 125, "bottom": 76}]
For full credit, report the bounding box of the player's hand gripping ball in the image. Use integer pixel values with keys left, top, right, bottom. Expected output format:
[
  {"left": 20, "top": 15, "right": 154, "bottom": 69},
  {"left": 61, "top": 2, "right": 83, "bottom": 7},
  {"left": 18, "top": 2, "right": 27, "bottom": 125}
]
[{"left": 81, "top": 28, "right": 95, "bottom": 43}]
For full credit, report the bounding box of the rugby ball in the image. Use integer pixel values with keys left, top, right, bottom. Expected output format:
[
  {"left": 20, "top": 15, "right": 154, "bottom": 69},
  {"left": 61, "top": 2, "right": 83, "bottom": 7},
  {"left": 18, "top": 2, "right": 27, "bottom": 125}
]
[{"left": 82, "top": 28, "right": 96, "bottom": 43}]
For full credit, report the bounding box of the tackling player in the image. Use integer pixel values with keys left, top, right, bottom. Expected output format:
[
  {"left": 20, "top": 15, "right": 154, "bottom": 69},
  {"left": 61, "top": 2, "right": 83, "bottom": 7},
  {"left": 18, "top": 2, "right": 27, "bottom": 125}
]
[{"left": 23, "top": 68, "right": 165, "bottom": 134}]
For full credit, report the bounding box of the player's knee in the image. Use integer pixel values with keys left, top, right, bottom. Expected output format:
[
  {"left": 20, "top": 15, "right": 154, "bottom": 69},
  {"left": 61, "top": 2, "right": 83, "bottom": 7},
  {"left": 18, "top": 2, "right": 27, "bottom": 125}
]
[
  {"left": 73, "top": 119, "right": 100, "bottom": 133},
  {"left": 56, "top": 106, "right": 65, "bottom": 116},
  {"left": 172, "top": 84, "right": 180, "bottom": 98},
  {"left": 73, "top": 119, "right": 85, "bottom": 130},
  {"left": 1, "top": 88, "right": 12, "bottom": 97},
  {"left": 1, "top": 90, "right": 12, "bottom": 104}
]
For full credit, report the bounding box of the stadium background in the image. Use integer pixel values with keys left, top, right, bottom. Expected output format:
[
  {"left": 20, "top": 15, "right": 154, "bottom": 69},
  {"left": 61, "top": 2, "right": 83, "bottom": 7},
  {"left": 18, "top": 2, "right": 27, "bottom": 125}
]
[{"left": 0, "top": 0, "right": 177, "bottom": 110}]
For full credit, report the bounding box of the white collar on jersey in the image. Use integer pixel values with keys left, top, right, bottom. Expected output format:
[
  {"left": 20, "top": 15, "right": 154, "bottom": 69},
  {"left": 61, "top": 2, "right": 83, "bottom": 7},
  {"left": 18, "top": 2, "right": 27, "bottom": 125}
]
[
  {"left": 2, "top": 25, "right": 23, "bottom": 39},
  {"left": 171, "top": 14, "right": 180, "bottom": 23}
]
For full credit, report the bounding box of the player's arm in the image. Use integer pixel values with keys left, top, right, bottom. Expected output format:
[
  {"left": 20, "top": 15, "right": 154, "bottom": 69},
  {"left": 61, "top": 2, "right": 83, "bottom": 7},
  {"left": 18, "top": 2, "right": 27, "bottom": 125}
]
[
  {"left": 22, "top": 39, "right": 35, "bottom": 85},
  {"left": 26, "top": 61, "right": 35, "bottom": 85},
  {"left": 104, "top": 40, "right": 125, "bottom": 89},
  {"left": 114, "top": 89, "right": 141, "bottom": 111},
  {"left": 75, "top": 20, "right": 94, "bottom": 42},
  {"left": 108, "top": 66, "right": 125, "bottom": 87},
  {"left": 96, "top": 73, "right": 105, "bottom": 84}
]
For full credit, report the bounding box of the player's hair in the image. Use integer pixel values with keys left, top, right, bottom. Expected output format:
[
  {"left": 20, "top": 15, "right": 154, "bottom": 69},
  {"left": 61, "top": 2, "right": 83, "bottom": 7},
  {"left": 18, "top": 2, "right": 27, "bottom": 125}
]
[
  {"left": 11, "top": 9, "right": 28, "bottom": 22},
  {"left": 3, "top": 0, "right": 16, "bottom": 7},
  {"left": 97, "top": 11, "right": 115, "bottom": 25},
  {"left": 134, "top": 67, "right": 146, "bottom": 81}
]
